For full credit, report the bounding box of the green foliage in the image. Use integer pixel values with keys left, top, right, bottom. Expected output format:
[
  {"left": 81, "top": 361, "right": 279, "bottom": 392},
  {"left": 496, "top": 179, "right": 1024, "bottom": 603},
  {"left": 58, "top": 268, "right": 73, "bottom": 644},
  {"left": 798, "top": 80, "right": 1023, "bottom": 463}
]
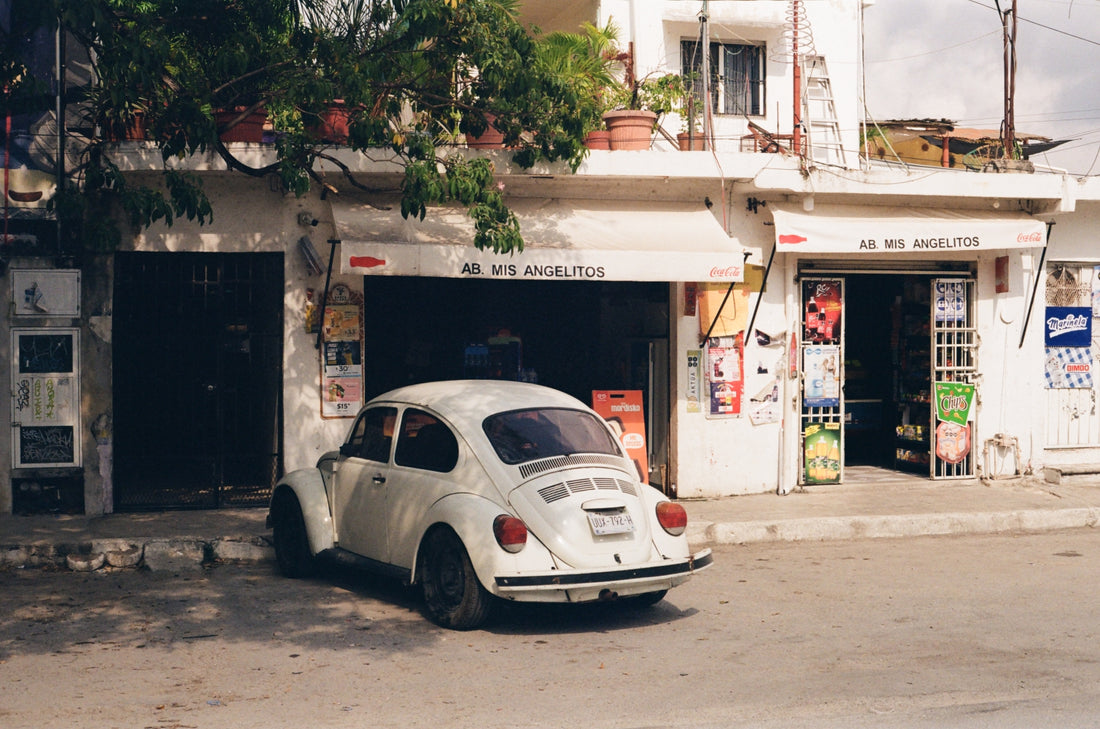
[{"left": 14, "top": 0, "right": 594, "bottom": 254}]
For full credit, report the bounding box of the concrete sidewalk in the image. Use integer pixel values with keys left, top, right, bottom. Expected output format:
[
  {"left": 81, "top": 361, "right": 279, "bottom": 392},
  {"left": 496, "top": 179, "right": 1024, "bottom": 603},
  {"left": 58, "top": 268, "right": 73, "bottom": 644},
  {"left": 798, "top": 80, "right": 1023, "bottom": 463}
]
[{"left": 1, "top": 473, "right": 1097, "bottom": 572}]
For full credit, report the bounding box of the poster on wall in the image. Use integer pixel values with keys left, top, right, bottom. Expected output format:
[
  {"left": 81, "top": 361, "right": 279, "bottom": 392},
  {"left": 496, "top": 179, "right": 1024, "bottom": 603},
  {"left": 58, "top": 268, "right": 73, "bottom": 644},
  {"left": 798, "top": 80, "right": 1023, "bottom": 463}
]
[
  {"left": 320, "top": 285, "right": 364, "bottom": 418},
  {"left": 10, "top": 269, "right": 81, "bottom": 317},
  {"left": 1044, "top": 306, "right": 1092, "bottom": 347},
  {"left": 934, "top": 280, "right": 967, "bottom": 323},
  {"left": 802, "top": 280, "right": 842, "bottom": 343},
  {"left": 935, "top": 421, "right": 971, "bottom": 464},
  {"left": 685, "top": 350, "right": 702, "bottom": 413},
  {"left": 803, "top": 422, "right": 841, "bottom": 484},
  {"left": 592, "top": 391, "right": 648, "bottom": 483},
  {"left": 803, "top": 345, "right": 840, "bottom": 408},
  {"left": 1044, "top": 347, "right": 1093, "bottom": 388},
  {"left": 706, "top": 334, "right": 743, "bottom": 417},
  {"left": 11, "top": 328, "right": 81, "bottom": 467},
  {"left": 1093, "top": 266, "right": 1100, "bottom": 318},
  {"left": 934, "top": 381, "right": 975, "bottom": 424}
]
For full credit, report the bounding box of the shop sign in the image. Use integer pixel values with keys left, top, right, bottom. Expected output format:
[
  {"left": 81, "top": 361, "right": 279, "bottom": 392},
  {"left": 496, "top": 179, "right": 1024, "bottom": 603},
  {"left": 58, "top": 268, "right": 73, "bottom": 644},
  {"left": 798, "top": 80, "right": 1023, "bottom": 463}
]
[
  {"left": 803, "top": 422, "right": 840, "bottom": 484},
  {"left": 771, "top": 206, "right": 1047, "bottom": 254},
  {"left": 343, "top": 243, "right": 743, "bottom": 282},
  {"left": 592, "top": 390, "right": 648, "bottom": 483},
  {"left": 935, "top": 421, "right": 971, "bottom": 464},
  {"left": 1044, "top": 306, "right": 1092, "bottom": 347},
  {"left": 934, "top": 381, "right": 974, "bottom": 425},
  {"left": 1044, "top": 347, "right": 1093, "bottom": 389}
]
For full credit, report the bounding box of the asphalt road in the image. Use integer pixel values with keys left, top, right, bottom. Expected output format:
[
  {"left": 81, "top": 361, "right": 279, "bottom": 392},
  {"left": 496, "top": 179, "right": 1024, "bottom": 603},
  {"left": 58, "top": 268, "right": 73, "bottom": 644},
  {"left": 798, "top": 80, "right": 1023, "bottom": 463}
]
[{"left": 2, "top": 530, "right": 1099, "bottom": 728}]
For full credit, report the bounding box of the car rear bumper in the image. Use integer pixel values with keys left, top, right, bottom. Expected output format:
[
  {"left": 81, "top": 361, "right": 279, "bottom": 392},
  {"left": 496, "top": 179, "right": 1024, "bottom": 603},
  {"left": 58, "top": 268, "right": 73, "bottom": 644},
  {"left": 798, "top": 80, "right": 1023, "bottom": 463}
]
[{"left": 493, "top": 549, "right": 713, "bottom": 602}]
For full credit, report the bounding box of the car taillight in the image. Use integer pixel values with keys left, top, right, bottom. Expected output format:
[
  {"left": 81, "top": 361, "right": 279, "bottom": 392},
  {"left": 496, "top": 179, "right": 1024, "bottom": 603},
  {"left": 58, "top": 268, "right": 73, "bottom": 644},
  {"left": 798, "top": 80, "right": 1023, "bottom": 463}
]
[
  {"left": 656, "top": 501, "right": 687, "bottom": 536},
  {"left": 493, "top": 514, "right": 528, "bottom": 553}
]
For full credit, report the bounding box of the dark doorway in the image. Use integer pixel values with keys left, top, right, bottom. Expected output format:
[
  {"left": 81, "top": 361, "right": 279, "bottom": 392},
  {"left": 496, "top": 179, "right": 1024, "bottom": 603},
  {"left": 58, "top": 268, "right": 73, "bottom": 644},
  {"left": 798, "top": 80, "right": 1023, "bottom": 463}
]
[
  {"left": 843, "top": 275, "right": 903, "bottom": 467},
  {"left": 113, "top": 253, "right": 284, "bottom": 510},
  {"left": 360, "top": 277, "right": 671, "bottom": 487}
]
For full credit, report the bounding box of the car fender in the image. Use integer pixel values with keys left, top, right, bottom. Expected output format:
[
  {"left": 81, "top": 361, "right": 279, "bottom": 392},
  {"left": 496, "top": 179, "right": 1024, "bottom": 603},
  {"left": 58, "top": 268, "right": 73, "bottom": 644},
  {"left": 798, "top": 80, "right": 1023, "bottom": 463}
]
[
  {"left": 409, "top": 492, "right": 556, "bottom": 595},
  {"left": 272, "top": 468, "right": 335, "bottom": 556}
]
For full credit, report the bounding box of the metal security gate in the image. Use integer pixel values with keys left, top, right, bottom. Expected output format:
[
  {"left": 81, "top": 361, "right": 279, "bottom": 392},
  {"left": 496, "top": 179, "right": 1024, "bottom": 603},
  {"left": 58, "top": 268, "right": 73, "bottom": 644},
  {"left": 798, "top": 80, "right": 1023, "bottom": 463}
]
[
  {"left": 930, "top": 278, "right": 978, "bottom": 479},
  {"left": 113, "top": 253, "right": 284, "bottom": 510},
  {"left": 799, "top": 278, "right": 844, "bottom": 485}
]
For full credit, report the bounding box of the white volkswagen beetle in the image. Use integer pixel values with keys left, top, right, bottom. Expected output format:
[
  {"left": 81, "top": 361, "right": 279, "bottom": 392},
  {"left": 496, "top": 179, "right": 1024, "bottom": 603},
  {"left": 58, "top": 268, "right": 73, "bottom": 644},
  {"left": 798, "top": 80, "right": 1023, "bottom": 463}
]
[{"left": 268, "top": 380, "right": 712, "bottom": 629}]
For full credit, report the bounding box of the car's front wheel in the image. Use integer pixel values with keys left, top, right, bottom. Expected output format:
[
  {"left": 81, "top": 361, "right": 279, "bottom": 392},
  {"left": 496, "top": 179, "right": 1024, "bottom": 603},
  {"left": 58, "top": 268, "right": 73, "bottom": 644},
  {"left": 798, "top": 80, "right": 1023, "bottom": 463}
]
[
  {"left": 419, "top": 527, "right": 493, "bottom": 630},
  {"left": 271, "top": 489, "right": 317, "bottom": 579}
]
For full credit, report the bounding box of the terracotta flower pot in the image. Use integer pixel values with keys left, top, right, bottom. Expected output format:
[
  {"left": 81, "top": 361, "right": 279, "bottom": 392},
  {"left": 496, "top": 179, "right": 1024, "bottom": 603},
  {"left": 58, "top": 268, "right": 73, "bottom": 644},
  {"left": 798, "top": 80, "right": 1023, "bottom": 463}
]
[
  {"left": 602, "top": 110, "right": 657, "bottom": 150},
  {"left": 215, "top": 107, "right": 268, "bottom": 143},
  {"left": 584, "top": 130, "right": 611, "bottom": 150},
  {"left": 677, "top": 132, "right": 707, "bottom": 151},
  {"left": 466, "top": 114, "right": 506, "bottom": 149},
  {"left": 105, "top": 111, "right": 147, "bottom": 142},
  {"left": 308, "top": 101, "right": 351, "bottom": 144}
]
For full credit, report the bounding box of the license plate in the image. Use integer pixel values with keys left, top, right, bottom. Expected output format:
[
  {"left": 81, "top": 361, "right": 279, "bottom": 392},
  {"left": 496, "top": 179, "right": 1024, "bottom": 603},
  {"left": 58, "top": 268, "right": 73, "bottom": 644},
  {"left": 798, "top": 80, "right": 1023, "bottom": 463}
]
[{"left": 587, "top": 510, "right": 635, "bottom": 535}]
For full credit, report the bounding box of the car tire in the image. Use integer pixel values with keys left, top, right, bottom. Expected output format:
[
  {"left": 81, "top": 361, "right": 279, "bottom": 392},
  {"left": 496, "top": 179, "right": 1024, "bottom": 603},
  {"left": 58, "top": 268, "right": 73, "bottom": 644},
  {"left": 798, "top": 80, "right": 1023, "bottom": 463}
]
[
  {"left": 271, "top": 490, "right": 317, "bottom": 579},
  {"left": 420, "top": 527, "right": 493, "bottom": 630},
  {"left": 627, "top": 590, "right": 668, "bottom": 608}
]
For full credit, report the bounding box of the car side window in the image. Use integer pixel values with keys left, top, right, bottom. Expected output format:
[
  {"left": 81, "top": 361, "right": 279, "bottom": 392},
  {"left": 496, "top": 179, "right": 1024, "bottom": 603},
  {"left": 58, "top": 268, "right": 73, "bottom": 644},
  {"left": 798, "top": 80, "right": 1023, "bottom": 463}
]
[
  {"left": 345, "top": 407, "right": 397, "bottom": 463},
  {"left": 394, "top": 409, "right": 459, "bottom": 473}
]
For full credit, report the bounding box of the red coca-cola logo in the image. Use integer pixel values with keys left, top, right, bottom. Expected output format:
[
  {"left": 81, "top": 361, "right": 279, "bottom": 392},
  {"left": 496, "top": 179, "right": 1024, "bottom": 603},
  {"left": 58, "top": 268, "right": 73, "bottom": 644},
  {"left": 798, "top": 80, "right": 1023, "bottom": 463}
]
[
  {"left": 709, "top": 266, "right": 742, "bottom": 278},
  {"left": 1017, "top": 231, "right": 1043, "bottom": 243}
]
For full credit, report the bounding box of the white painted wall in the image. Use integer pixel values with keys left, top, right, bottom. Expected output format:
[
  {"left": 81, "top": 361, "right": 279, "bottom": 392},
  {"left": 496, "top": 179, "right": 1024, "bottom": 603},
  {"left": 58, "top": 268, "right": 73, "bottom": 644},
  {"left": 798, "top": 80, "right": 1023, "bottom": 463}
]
[{"left": 597, "top": 1, "right": 865, "bottom": 163}]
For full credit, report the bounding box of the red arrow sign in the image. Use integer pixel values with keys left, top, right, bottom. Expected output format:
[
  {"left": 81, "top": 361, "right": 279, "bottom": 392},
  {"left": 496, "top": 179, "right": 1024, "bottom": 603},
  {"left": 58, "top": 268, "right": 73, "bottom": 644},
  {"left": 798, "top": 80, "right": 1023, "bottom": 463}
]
[
  {"left": 349, "top": 256, "right": 387, "bottom": 268},
  {"left": 778, "top": 234, "right": 807, "bottom": 245}
]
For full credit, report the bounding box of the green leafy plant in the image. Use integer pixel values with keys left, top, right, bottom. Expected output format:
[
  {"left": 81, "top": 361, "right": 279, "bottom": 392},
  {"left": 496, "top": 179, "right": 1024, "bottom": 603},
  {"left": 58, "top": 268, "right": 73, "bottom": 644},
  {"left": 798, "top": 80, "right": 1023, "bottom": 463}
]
[{"left": 8, "top": 0, "right": 595, "bottom": 254}]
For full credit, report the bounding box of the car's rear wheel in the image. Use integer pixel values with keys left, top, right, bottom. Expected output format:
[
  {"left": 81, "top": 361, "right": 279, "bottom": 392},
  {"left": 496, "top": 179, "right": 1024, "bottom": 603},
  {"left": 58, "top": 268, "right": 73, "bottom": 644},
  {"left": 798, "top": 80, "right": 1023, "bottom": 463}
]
[
  {"left": 271, "top": 490, "right": 317, "bottom": 578},
  {"left": 627, "top": 590, "right": 668, "bottom": 608},
  {"left": 420, "top": 527, "right": 493, "bottom": 630}
]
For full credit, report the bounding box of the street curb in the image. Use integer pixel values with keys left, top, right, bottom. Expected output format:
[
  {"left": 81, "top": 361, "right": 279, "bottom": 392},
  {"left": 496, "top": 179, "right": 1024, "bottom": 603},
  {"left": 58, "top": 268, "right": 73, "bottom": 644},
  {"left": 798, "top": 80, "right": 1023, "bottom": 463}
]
[
  {"left": 0, "top": 535, "right": 274, "bottom": 572},
  {"left": 690, "top": 507, "right": 1100, "bottom": 546}
]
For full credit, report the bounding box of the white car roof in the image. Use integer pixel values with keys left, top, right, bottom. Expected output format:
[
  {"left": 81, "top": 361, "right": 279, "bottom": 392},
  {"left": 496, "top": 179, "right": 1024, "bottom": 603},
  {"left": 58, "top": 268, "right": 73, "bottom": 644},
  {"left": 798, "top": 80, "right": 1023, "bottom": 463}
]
[{"left": 366, "top": 380, "right": 593, "bottom": 432}]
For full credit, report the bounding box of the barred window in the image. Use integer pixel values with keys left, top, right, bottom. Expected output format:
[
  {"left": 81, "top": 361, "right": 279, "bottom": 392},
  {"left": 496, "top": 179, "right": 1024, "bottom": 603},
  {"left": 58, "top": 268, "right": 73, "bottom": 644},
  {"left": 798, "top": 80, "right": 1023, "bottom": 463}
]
[{"left": 681, "top": 40, "right": 765, "bottom": 117}]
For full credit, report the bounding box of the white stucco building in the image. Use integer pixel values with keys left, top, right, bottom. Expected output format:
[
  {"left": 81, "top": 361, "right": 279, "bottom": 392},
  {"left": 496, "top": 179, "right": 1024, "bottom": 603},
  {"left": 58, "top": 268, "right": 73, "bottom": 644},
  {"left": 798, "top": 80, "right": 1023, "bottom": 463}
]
[{"left": 5, "top": 0, "right": 1100, "bottom": 514}]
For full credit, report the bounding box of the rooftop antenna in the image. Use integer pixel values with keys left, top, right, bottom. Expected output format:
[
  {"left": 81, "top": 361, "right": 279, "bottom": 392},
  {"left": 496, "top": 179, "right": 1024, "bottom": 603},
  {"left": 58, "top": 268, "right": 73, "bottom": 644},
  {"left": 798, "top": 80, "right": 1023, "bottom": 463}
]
[{"left": 771, "top": 1, "right": 815, "bottom": 158}]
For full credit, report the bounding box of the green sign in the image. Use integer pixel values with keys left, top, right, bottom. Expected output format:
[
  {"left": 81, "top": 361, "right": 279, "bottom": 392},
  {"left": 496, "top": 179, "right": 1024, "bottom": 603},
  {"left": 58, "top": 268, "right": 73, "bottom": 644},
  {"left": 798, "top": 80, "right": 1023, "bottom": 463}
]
[
  {"left": 803, "top": 422, "right": 841, "bottom": 484},
  {"left": 934, "top": 381, "right": 975, "bottom": 425}
]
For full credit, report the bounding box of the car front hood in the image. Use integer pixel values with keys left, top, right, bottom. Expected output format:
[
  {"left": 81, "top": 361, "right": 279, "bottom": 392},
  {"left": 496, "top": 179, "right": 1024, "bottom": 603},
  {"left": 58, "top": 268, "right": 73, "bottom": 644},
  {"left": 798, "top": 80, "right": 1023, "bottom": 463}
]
[{"left": 506, "top": 462, "right": 657, "bottom": 569}]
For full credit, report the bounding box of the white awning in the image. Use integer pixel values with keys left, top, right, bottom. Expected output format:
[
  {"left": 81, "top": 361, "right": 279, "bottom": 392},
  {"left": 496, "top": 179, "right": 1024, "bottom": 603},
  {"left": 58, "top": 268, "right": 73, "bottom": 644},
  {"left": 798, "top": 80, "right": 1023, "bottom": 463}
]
[
  {"left": 333, "top": 197, "right": 745, "bottom": 282},
  {"left": 770, "top": 204, "right": 1047, "bottom": 254}
]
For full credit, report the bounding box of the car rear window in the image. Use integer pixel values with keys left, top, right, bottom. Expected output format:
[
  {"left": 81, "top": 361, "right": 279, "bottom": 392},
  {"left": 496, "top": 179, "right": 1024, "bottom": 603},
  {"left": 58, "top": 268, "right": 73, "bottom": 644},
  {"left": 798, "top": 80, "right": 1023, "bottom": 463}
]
[{"left": 482, "top": 408, "right": 621, "bottom": 465}]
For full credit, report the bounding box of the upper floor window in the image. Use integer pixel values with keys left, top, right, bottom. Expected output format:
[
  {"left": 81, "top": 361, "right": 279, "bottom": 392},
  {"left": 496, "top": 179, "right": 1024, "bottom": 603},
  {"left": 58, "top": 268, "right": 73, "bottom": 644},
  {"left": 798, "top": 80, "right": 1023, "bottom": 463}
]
[{"left": 681, "top": 40, "right": 765, "bottom": 117}]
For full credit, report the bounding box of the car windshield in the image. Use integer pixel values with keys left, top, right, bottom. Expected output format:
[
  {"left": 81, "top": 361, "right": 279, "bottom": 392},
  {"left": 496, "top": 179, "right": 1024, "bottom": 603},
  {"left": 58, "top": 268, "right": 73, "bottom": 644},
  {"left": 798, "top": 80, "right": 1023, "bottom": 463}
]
[{"left": 483, "top": 408, "right": 622, "bottom": 465}]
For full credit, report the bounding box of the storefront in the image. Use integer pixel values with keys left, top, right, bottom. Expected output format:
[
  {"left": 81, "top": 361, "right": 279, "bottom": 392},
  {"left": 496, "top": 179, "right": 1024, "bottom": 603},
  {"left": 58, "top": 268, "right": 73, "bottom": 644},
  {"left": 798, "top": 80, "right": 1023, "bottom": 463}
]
[
  {"left": 770, "top": 204, "right": 1049, "bottom": 488},
  {"left": 328, "top": 196, "right": 745, "bottom": 493}
]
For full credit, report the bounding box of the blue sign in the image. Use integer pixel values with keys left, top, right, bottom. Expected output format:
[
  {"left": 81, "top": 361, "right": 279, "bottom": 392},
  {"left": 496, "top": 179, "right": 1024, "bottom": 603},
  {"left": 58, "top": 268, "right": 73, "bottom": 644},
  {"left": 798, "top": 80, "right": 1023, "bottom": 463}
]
[{"left": 1044, "top": 306, "right": 1092, "bottom": 347}]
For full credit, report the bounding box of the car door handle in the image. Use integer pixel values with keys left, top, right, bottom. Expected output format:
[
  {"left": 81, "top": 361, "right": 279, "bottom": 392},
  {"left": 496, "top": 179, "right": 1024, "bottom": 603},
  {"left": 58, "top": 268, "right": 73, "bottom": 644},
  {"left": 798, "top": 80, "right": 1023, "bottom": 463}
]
[{"left": 372, "top": 474, "right": 386, "bottom": 484}]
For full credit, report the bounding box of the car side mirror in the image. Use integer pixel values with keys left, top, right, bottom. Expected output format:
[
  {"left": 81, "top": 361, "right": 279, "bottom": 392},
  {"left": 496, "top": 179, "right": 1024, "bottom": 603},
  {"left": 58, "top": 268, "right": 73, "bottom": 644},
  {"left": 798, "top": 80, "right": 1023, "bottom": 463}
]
[{"left": 339, "top": 442, "right": 356, "bottom": 458}]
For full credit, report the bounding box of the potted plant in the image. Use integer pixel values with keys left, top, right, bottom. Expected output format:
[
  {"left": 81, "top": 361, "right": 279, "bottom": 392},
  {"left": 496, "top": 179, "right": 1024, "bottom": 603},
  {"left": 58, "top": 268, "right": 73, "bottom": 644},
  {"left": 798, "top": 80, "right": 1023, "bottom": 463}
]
[
  {"left": 529, "top": 21, "right": 621, "bottom": 150},
  {"left": 674, "top": 72, "right": 707, "bottom": 151},
  {"left": 602, "top": 71, "right": 684, "bottom": 150}
]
